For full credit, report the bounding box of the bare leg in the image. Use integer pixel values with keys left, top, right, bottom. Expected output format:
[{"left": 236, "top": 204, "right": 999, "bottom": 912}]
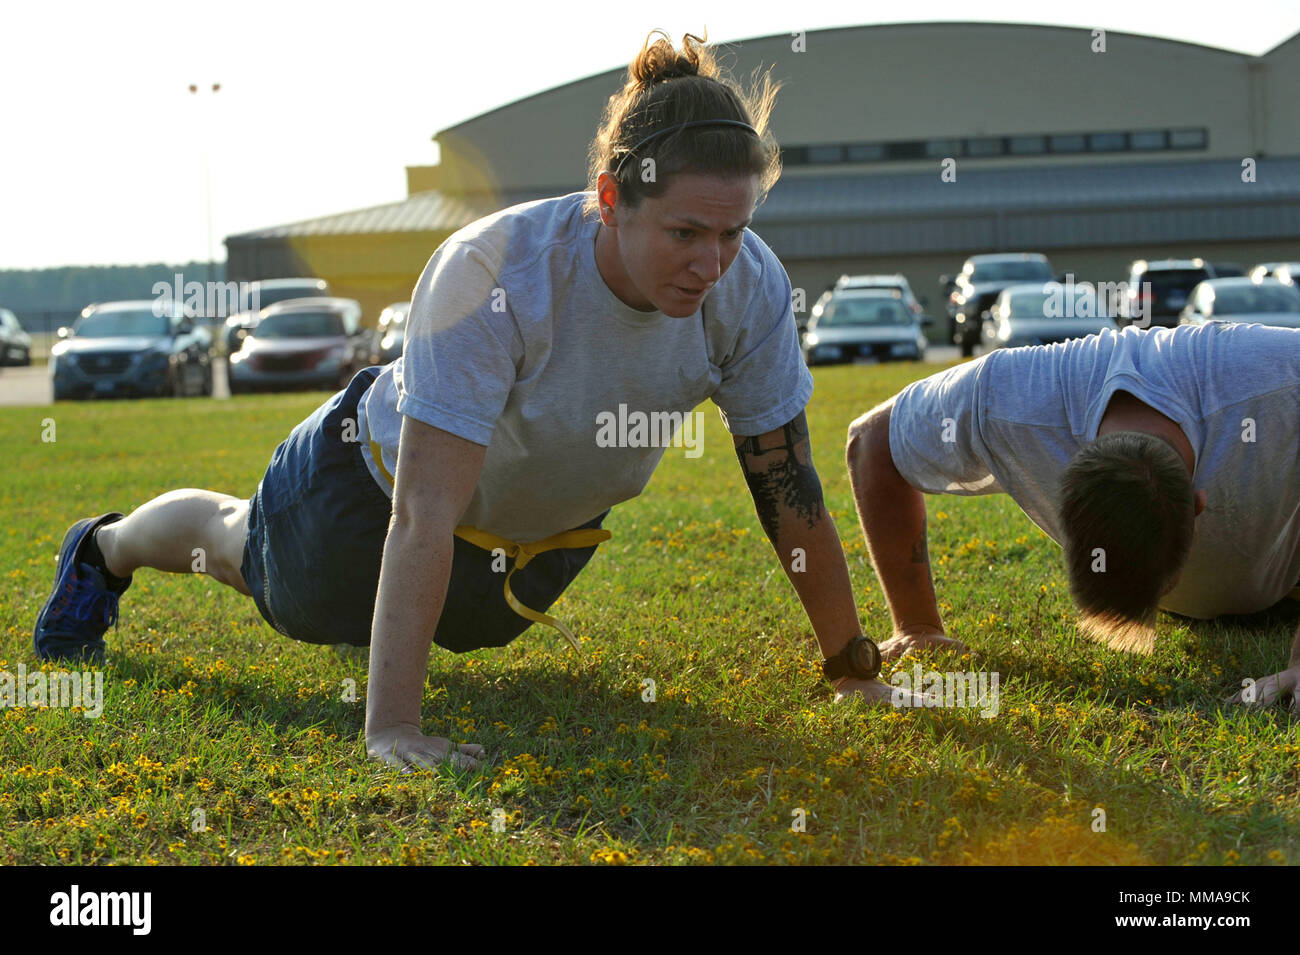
[{"left": 95, "top": 489, "right": 252, "bottom": 596}]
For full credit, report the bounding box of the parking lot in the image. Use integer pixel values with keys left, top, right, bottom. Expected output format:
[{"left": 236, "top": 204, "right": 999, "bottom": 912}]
[
  {"left": 0, "top": 346, "right": 968, "bottom": 407},
  {"left": 0, "top": 360, "right": 240, "bottom": 406}
]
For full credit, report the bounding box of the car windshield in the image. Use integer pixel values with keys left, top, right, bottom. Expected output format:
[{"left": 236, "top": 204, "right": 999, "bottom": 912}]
[
  {"left": 253, "top": 312, "right": 344, "bottom": 338},
  {"left": 75, "top": 309, "right": 170, "bottom": 338},
  {"left": 820, "top": 298, "right": 910, "bottom": 327},
  {"left": 1007, "top": 289, "right": 1099, "bottom": 318},
  {"left": 255, "top": 286, "right": 329, "bottom": 308},
  {"left": 969, "top": 261, "right": 1052, "bottom": 283},
  {"left": 1140, "top": 270, "right": 1208, "bottom": 296},
  {"left": 1213, "top": 284, "right": 1300, "bottom": 314}
]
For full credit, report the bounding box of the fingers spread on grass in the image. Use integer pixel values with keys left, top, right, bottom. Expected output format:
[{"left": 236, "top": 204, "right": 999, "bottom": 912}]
[{"left": 1227, "top": 670, "right": 1295, "bottom": 708}]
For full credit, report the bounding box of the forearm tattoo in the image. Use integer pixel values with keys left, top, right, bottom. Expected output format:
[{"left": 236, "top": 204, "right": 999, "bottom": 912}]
[{"left": 735, "top": 413, "right": 825, "bottom": 541}]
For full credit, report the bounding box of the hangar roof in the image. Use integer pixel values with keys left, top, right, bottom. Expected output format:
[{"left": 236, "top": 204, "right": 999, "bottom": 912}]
[{"left": 227, "top": 155, "right": 1300, "bottom": 259}]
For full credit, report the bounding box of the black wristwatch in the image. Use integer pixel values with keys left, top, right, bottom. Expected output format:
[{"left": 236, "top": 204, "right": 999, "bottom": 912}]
[{"left": 822, "top": 635, "right": 882, "bottom": 682}]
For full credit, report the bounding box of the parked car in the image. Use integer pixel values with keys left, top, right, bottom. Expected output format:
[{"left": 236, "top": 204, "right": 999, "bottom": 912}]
[
  {"left": 222, "top": 278, "right": 331, "bottom": 357},
  {"left": 228, "top": 297, "right": 366, "bottom": 393},
  {"left": 1179, "top": 278, "right": 1300, "bottom": 329},
  {"left": 982, "top": 282, "right": 1118, "bottom": 349},
  {"left": 0, "top": 308, "right": 32, "bottom": 366},
  {"left": 367, "top": 301, "right": 410, "bottom": 365},
  {"left": 800, "top": 289, "right": 927, "bottom": 365},
  {"left": 1119, "top": 258, "right": 1213, "bottom": 327},
  {"left": 1247, "top": 262, "right": 1300, "bottom": 284},
  {"left": 941, "top": 253, "right": 1057, "bottom": 356},
  {"left": 50, "top": 300, "right": 212, "bottom": 400},
  {"left": 1207, "top": 261, "right": 1245, "bottom": 279},
  {"left": 833, "top": 274, "right": 928, "bottom": 319}
]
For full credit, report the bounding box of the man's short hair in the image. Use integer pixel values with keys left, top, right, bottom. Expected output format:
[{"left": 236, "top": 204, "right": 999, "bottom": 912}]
[{"left": 1058, "top": 430, "right": 1195, "bottom": 653}]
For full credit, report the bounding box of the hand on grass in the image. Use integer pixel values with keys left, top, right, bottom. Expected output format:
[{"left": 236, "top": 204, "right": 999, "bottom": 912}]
[
  {"left": 878, "top": 626, "right": 968, "bottom": 662},
  {"left": 1226, "top": 664, "right": 1300, "bottom": 713},
  {"left": 366, "top": 725, "right": 485, "bottom": 771}
]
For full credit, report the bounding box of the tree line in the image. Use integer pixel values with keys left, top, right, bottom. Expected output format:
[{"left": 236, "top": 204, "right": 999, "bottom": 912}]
[{"left": 0, "top": 262, "right": 224, "bottom": 326}]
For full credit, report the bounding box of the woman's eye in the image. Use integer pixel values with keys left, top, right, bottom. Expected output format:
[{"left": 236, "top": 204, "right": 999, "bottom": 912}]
[{"left": 674, "top": 229, "right": 693, "bottom": 240}]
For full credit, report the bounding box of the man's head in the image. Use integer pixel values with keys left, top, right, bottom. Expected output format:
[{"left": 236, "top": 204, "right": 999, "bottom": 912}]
[{"left": 1058, "top": 430, "right": 1203, "bottom": 653}]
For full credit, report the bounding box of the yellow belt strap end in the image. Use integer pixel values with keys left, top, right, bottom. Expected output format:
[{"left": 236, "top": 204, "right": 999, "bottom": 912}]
[{"left": 367, "top": 440, "right": 609, "bottom": 649}]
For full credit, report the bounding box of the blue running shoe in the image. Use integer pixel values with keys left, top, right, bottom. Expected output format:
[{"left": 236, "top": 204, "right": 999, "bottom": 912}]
[{"left": 33, "top": 513, "right": 132, "bottom": 664}]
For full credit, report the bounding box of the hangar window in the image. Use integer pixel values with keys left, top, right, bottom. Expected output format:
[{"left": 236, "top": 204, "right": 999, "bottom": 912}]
[
  {"left": 1089, "top": 132, "right": 1127, "bottom": 151},
  {"left": 846, "top": 143, "right": 885, "bottom": 162},
  {"left": 1048, "top": 134, "right": 1086, "bottom": 153},
  {"left": 1130, "top": 130, "right": 1166, "bottom": 150},
  {"left": 1169, "top": 128, "right": 1207, "bottom": 149},
  {"left": 807, "top": 145, "right": 845, "bottom": 163},
  {"left": 923, "top": 138, "right": 963, "bottom": 158},
  {"left": 966, "top": 137, "right": 1005, "bottom": 156},
  {"left": 1008, "top": 136, "right": 1047, "bottom": 154},
  {"left": 887, "top": 141, "right": 928, "bottom": 160}
]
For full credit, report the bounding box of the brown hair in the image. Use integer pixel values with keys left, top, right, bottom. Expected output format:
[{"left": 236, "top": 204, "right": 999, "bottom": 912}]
[
  {"left": 1058, "top": 431, "right": 1195, "bottom": 653},
  {"left": 584, "top": 30, "right": 782, "bottom": 217}
]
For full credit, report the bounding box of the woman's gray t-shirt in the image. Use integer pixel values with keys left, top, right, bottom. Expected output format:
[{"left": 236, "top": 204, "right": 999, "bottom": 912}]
[{"left": 356, "top": 191, "right": 813, "bottom": 543}]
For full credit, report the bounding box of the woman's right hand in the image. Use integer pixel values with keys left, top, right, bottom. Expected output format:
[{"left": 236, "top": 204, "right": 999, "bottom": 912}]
[{"left": 366, "top": 724, "right": 486, "bottom": 771}]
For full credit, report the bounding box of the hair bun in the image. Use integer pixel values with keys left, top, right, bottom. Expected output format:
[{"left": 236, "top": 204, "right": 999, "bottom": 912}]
[{"left": 630, "top": 30, "right": 707, "bottom": 87}]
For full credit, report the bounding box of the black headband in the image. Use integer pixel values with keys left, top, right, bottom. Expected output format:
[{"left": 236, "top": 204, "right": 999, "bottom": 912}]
[{"left": 613, "top": 119, "right": 759, "bottom": 180}]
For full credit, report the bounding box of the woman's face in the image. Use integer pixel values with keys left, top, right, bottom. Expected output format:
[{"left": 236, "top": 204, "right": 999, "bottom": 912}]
[{"left": 596, "top": 171, "right": 759, "bottom": 318}]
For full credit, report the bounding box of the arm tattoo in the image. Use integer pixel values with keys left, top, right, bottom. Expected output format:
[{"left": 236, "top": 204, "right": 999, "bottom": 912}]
[{"left": 735, "top": 412, "right": 825, "bottom": 541}]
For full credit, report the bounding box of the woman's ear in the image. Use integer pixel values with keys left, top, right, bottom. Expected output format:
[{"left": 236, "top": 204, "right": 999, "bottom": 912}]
[
  {"left": 595, "top": 172, "right": 621, "bottom": 226},
  {"left": 1193, "top": 489, "right": 1207, "bottom": 517}
]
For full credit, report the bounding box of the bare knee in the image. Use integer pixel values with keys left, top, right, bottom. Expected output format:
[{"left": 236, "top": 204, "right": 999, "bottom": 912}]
[{"left": 204, "top": 497, "right": 252, "bottom": 595}]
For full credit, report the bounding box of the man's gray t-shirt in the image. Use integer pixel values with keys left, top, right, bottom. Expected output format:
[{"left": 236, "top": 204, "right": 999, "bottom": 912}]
[
  {"left": 355, "top": 191, "right": 813, "bottom": 543},
  {"left": 889, "top": 323, "right": 1300, "bottom": 619}
]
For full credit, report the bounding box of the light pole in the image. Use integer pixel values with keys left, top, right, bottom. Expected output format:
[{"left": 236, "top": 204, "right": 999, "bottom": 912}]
[{"left": 188, "top": 83, "right": 221, "bottom": 289}]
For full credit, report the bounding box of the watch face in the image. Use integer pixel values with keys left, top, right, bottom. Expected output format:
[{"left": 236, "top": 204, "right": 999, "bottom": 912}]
[{"left": 849, "top": 638, "right": 880, "bottom": 678}]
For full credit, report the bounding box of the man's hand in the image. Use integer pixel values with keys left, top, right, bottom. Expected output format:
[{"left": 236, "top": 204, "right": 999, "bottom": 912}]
[
  {"left": 878, "top": 626, "right": 968, "bottom": 662},
  {"left": 1226, "top": 665, "right": 1300, "bottom": 712},
  {"left": 831, "top": 676, "right": 925, "bottom": 707},
  {"left": 366, "top": 724, "right": 486, "bottom": 771}
]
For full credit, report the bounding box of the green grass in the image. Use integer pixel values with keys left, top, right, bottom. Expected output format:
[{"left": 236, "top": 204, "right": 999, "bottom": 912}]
[{"left": 1, "top": 366, "right": 1296, "bottom": 866}]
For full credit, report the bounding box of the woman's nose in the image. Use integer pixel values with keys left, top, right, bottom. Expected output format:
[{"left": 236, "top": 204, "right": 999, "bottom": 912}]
[{"left": 692, "top": 244, "right": 722, "bottom": 283}]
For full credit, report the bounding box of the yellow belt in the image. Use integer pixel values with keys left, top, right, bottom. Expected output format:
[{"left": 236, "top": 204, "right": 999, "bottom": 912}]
[{"left": 369, "top": 440, "right": 609, "bottom": 651}]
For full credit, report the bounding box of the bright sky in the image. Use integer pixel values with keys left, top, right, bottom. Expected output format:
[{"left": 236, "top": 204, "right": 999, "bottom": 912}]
[{"left": 2, "top": 1, "right": 1296, "bottom": 269}]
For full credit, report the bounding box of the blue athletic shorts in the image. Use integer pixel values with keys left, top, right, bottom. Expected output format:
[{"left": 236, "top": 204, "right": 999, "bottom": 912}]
[{"left": 239, "top": 366, "right": 608, "bottom": 652}]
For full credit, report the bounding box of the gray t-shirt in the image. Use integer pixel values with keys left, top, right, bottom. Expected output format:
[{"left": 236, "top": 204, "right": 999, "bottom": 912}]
[
  {"left": 890, "top": 322, "right": 1300, "bottom": 618},
  {"left": 356, "top": 191, "right": 814, "bottom": 543}
]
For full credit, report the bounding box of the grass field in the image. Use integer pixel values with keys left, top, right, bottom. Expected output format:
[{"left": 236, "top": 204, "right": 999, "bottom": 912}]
[{"left": 1, "top": 362, "right": 1297, "bottom": 866}]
